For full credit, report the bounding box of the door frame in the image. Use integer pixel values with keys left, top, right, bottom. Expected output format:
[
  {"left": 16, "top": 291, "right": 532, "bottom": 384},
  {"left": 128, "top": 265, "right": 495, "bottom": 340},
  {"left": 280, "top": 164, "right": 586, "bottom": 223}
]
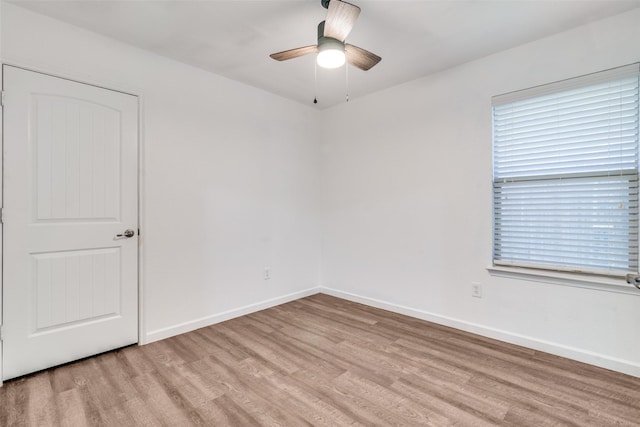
[{"left": 0, "top": 61, "right": 147, "bottom": 385}]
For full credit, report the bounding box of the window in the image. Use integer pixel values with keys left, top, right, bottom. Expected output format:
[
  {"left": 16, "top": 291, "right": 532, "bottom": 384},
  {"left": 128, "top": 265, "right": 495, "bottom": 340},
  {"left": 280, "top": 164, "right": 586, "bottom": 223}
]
[{"left": 492, "top": 64, "right": 640, "bottom": 277}]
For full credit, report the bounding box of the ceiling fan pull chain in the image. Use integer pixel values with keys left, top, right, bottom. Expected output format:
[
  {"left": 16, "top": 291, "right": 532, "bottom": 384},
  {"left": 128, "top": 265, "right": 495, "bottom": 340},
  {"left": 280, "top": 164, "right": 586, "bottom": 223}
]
[
  {"left": 314, "top": 60, "right": 318, "bottom": 104},
  {"left": 345, "top": 62, "right": 350, "bottom": 102}
]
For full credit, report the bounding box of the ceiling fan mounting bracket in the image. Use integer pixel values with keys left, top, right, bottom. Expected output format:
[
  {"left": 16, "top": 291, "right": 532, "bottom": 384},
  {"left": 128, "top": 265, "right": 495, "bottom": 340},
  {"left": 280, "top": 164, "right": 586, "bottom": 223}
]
[{"left": 321, "top": 0, "right": 331, "bottom": 9}]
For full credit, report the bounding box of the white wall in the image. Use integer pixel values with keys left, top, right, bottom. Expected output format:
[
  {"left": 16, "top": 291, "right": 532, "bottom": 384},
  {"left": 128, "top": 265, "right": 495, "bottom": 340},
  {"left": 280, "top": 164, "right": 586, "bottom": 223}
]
[
  {"left": 3, "top": 2, "right": 640, "bottom": 378},
  {"left": 320, "top": 8, "right": 640, "bottom": 376},
  {"left": 0, "top": 1, "right": 3, "bottom": 384},
  {"left": 1, "top": 3, "right": 322, "bottom": 343}
]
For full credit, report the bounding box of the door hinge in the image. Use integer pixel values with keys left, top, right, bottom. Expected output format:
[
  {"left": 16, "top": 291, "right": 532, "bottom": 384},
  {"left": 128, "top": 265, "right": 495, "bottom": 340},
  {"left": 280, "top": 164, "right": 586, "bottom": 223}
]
[
  {"left": 0, "top": 207, "right": 4, "bottom": 224},
  {"left": 0, "top": 91, "right": 4, "bottom": 107},
  {"left": 0, "top": 325, "right": 4, "bottom": 341}
]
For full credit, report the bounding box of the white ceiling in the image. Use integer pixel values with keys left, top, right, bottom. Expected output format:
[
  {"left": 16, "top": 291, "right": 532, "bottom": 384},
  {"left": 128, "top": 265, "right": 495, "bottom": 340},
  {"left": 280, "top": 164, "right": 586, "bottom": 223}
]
[{"left": 10, "top": 0, "right": 640, "bottom": 108}]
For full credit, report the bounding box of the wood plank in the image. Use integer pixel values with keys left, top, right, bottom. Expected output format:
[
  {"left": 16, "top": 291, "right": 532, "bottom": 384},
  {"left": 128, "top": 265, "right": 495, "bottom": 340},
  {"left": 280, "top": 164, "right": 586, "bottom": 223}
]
[{"left": 1, "top": 293, "right": 639, "bottom": 426}]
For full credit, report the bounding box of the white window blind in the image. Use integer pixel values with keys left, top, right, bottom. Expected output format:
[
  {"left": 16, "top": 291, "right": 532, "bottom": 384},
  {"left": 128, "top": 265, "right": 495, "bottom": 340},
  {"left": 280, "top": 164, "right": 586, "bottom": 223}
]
[{"left": 492, "top": 64, "right": 640, "bottom": 276}]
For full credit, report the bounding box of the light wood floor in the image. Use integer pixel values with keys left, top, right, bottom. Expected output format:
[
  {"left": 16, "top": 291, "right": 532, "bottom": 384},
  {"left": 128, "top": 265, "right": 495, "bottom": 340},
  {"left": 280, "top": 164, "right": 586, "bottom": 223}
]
[{"left": 1, "top": 294, "right": 639, "bottom": 426}]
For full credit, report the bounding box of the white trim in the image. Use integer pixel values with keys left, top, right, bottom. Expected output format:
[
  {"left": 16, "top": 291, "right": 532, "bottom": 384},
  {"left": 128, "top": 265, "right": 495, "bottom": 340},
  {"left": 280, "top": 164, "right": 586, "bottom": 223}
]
[
  {"left": 0, "top": 63, "right": 4, "bottom": 387},
  {"left": 320, "top": 287, "right": 640, "bottom": 378},
  {"left": 492, "top": 62, "right": 640, "bottom": 106},
  {"left": 0, "top": 57, "right": 143, "bottom": 98},
  {"left": 487, "top": 265, "right": 640, "bottom": 296},
  {"left": 136, "top": 93, "right": 147, "bottom": 345},
  {"left": 144, "top": 287, "right": 321, "bottom": 343}
]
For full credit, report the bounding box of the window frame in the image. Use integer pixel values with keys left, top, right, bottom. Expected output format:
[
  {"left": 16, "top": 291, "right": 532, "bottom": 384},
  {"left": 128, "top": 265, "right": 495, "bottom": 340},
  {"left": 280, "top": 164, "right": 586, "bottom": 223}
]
[{"left": 489, "top": 64, "right": 640, "bottom": 288}]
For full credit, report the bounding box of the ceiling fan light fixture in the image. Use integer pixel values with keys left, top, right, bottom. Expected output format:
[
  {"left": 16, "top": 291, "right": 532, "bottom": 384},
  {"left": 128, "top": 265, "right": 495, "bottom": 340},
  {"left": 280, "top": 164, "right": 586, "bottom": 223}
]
[{"left": 317, "top": 38, "right": 345, "bottom": 69}]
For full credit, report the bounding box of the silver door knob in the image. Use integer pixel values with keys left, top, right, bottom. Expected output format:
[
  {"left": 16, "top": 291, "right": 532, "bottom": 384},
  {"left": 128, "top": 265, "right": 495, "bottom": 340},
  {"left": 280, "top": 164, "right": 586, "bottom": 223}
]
[{"left": 116, "top": 229, "right": 135, "bottom": 238}]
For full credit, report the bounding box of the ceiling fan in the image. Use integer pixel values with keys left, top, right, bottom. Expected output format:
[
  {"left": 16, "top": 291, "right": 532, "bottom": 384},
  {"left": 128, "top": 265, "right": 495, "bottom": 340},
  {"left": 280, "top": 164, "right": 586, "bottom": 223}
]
[{"left": 270, "top": 0, "right": 381, "bottom": 71}]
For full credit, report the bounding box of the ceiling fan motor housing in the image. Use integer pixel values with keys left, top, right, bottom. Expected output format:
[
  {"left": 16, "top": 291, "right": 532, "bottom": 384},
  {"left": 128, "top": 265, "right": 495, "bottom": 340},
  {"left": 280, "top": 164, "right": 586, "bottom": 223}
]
[
  {"left": 317, "top": 37, "right": 344, "bottom": 53},
  {"left": 316, "top": 20, "right": 345, "bottom": 68},
  {"left": 321, "top": 0, "right": 331, "bottom": 9},
  {"left": 317, "top": 21, "right": 343, "bottom": 48}
]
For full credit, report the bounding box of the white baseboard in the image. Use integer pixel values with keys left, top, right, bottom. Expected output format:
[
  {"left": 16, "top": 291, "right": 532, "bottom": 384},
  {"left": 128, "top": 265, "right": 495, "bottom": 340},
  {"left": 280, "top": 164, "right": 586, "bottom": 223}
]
[
  {"left": 144, "top": 287, "right": 321, "bottom": 344},
  {"left": 141, "top": 284, "right": 639, "bottom": 378},
  {"left": 321, "top": 287, "right": 640, "bottom": 378}
]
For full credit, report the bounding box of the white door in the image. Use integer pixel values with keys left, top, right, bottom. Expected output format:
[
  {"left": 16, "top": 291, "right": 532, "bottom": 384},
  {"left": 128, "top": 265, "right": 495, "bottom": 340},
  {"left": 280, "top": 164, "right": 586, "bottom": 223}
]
[{"left": 2, "top": 66, "right": 139, "bottom": 380}]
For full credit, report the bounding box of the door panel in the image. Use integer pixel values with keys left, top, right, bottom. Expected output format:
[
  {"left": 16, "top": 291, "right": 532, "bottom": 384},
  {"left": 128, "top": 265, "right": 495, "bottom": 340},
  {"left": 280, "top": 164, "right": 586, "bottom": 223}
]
[
  {"left": 33, "top": 95, "right": 121, "bottom": 221},
  {"left": 31, "top": 248, "right": 121, "bottom": 332},
  {"left": 2, "top": 66, "right": 139, "bottom": 380}
]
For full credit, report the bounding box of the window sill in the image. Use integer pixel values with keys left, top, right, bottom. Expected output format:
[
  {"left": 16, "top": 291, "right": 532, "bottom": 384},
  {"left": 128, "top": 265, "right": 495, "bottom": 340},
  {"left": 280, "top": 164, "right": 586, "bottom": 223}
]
[{"left": 487, "top": 265, "right": 640, "bottom": 296}]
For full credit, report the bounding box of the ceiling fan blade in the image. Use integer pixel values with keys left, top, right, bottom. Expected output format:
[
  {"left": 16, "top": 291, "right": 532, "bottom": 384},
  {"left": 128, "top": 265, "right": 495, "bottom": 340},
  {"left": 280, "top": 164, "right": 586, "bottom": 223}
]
[
  {"left": 324, "top": 0, "right": 361, "bottom": 41},
  {"left": 345, "top": 44, "right": 381, "bottom": 71},
  {"left": 270, "top": 45, "right": 318, "bottom": 61}
]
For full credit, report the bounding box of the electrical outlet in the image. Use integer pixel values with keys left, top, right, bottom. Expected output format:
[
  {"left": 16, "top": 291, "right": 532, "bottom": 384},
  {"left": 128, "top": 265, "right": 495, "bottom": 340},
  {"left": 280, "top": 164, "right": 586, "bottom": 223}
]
[
  {"left": 471, "top": 282, "right": 482, "bottom": 298},
  {"left": 264, "top": 267, "right": 271, "bottom": 280}
]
